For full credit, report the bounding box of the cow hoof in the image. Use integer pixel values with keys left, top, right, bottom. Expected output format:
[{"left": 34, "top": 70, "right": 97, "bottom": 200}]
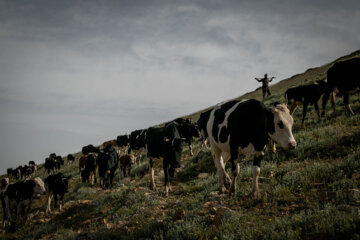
[
  {"left": 219, "top": 186, "right": 227, "bottom": 194},
  {"left": 150, "top": 184, "right": 157, "bottom": 191},
  {"left": 224, "top": 179, "right": 232, "bottom": 190},
  {"left": 252, "top": 191, "right": 261, "bottom": 199}
]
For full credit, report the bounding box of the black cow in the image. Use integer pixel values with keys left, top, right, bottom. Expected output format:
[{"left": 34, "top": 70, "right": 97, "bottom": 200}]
[
  {"left": 45, "top": 157, "right": 55, "bottom": 175},
  {"left": 116, "top": 134, "right": 130, "bottom": 154},
  {"left": 67, "top": 154, "right": 75, "bottom": 164},
  {"left": 196, "top": 108, "right": 213, "bottom": 149},
  {"left": 6, "top": 168, "right": 13, "bottom": 178},
  {"left": 1, "top": 178, "right": 9, "bottom": 227},
  {"left": 45, "top": 173, "right": 71, "bottom": 214},
  {"left": 128, "top": 129, "right": 147, "bottom": 164},
  {"left": 166, "top": 118, "right": 200, "bottom": 156},
  {"left": 285, "top": 80, "right": 327, "bottom": 126},
  {"left": 2, "top": 177, "right": 46, "bottom": 226},
  {"left": 45, "top": 153, "right": 63, "bottom": 174},
  {"left": 81, "top": 154, "right": 97, "bottom": 185},
  {"left": 146, "top": 123, "right": 184, "bottom": 196},
  {"left": 206, "top": 99, "right": 296, "bottom": 198},
  {"left": 322, "top": 58, "right": 360, "bottom": 116},
  {"left": 20, "top": 165, "right": 35, "bottom": 179},
  {"left": 82, "top": 144, "right": 100, "bottom": 155},
  {"left": 97, "top": 145, "right": 119, "bottom": 188},
  {"left": 10, "top": 167, "right": 21, "bottom": 180}
]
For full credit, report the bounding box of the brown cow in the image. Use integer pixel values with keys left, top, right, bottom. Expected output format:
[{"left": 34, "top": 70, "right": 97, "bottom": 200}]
[
  {"left": 79, "top": 156, "right": 87, "bottom": 180},
  {"left": 119, "top": 154, "right": 136, "bottom": 177}
]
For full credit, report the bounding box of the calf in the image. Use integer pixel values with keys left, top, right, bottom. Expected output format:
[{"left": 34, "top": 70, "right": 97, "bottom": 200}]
[
  {"left": 119, "top": 154, "right": 136, "bottom": 177},
  {"left": 146, "top": 123, "right": 184, "bottom": 196},
  {"left": 97, "top": 145, "right": 119, "bottom": 188},
  {"left": 207, "top": 99, "right": 296, "bottom": 198},
  {"left": 45, "top": 173, "right": 71, "bottom": 214},
  {"left": 3, "top": 177, "right": 46, "bottom": 226},
  {"left": 285, "top": 80, "right": 327, "bottom": 126},
  {"left": 322, "top": 57, "right": 360, "bottom": 116},
  {"left": 81, "top": 154, "right": 97, "bottom": 185}
]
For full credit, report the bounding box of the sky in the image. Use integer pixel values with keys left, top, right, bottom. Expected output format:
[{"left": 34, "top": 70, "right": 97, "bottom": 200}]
[{"left": 0, "top": 0, "right": 359, "bottom": 172}]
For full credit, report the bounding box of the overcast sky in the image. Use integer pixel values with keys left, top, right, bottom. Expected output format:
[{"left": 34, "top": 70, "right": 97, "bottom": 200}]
[{"left": 0, "top": 0, "right": 359, "bottom": 172}]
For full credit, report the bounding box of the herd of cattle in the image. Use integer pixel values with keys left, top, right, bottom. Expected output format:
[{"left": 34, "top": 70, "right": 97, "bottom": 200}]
[{"left": 1, "top": 57, "right": 359, "bottom": 230}]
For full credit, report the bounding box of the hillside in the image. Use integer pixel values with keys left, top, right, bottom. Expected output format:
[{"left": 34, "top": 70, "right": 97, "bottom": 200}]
[{"left": 1, "top": 50, "right": 360, "bottom": 240}]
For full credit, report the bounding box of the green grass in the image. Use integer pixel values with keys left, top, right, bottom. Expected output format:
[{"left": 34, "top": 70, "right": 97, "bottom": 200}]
[{"left": 1, "top": 50, "right": 360, "bottom": 239}]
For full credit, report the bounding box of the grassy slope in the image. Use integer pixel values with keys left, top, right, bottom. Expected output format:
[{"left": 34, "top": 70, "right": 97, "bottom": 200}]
[{"left": 1, "top": 50, "right": 360, "bottom": 240}]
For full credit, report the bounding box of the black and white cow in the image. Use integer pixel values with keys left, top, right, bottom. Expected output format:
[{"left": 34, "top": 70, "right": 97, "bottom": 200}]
[
  {"left": 2, "top": 177, "right": 46, "bottom": 226},
  {"left": 81, "top": 153, "right": 97, "bottom": 185},
  {"left": 6, "top": 168, "right": 13, "bottom": 179},
  {"left": 20, "top": 165, "right": 35, "bottom": 179},
  {"left": 45, "top": 173, "right": 71, "bottom": 214},
  {"left": 206, "top": 99, "right": 296, "bottom": 198},
  {"left": 97, "top": 145, "right": 119, "bottom": 188},
  {"left": 128, "top": 129, "right": 147, "bottom": 164},
  {"left": 166, "top": 118, "right": 200, "bottom": 156},
  {"left": 146, "top": 123, "right": 184, "bottom": 196},
  {"left": 322, "top": 57, "right": 360, "bottom": 116},
  {"left": 285, "top": 80, "right": 327, "bottom": 126},
  {"left": 196, "top": 108, "right": 213, "bottom": 149}
]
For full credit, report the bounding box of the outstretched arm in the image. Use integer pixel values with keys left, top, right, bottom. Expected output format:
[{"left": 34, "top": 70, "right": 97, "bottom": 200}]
[
  {"left": 255, "top": 78, "right": 262, "bottom": 82},
  {"left": 270, "top": 77, "right": 276, "bottom": 82}
]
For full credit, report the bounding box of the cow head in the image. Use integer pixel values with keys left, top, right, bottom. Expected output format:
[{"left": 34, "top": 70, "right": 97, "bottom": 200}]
[
  {"left": 33, "top": 177, "right": 46, "bottom": 195},
  {"left": 62, "top": 175, "right": 71, "bottom": 191},
  {"left": 268, "top": 104, "right": 296, "bottom": 150}
]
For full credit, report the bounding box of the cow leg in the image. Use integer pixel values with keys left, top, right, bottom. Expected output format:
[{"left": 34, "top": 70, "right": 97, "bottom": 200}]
[
  {"left": 314, "top": 101, "right": 321, "bottom": 119},
  {"left": 229, "top": 162, "right": 240, "bottom": 197},
  {"left": 46, "top": 192, "right": 52, "bottom": 214},
  {"left": 188, "top": 142, "right": 193, "bottom": 156},
  {"left": 213, "top": 148, "right": 230, "bottom": 193},
  {"left": 123, "top": 167, "right": 127, "bottom": 178},
  {"left": 301, "top": 102, "right": 309, "bottom": 127},
  {"left": 289, "top": 103, "right": 298, "bottom": 115},
  {"left": 252, "top": 155, "right": 263, "bottom": 199},
  {"left": 59, "top": 194, "right": 65, "bottom": 211},
  {"left": 331, "top": 92, "right": 336, "bottom": 113},
  {"left": 53, "top": 194, "right": 58, "bottom": 211},
  {"left": 343, "top": 93, "right": 354, "bottom": 115},
  {"left": 163, "top": 162, "right": 171, "bottom": 197},
  {"left": 149, "top": 158, "right": 156, "bottom": 190}
]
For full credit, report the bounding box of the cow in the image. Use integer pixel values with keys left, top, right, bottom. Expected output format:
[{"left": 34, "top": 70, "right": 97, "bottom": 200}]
[
  {"left": 1, "top": 178, "right": 9, "bottom": 227},
  {"left": 206, "top": 99, "right": 296, "bottom": 198},
  {"left": 196, "top": 108, "right": 213, "bottom": 149},
  {"left": 45, "top": 173, "right": 71, "bottom": 214},
  {"left": 10, "top": 167, "right": 22, "bottom": 180},
  {"left": 285, "top": 80, "right": 327, "bottom": 127},
  {"left": 116, "top": 134, "right": 130, "bottom": 153},
  {"left": 45, "top": 157, "right": 55, "bottom": 175},
  {"left": 28, "top": 161, "right": 37, "bottom": 173},
  {"left": 2, "top": 177, "right": 46, "bottom": 227},
  {"left": 146, "top": 123, "right": 184, "bottom": 196},
  {"left": 97, "top": 145, "right": 119, "bottom": 188},
  {"left": 6, "top": 168, "right": 13, "bottom": 179},
  {"left": 20, "top": 165, "right": 35, "bottom": 180},
  {"left": 82, "top": 144, "right": 100, "bottom": 155},
  {"left": 102, "top": 140, "right": 117, "bottom": 149},
  {"left": 128, "top": 129, "right": 147, "bottom": 164},
  {"left": 67, "top": 154, "right": 75, "bottom": 164},
  {"left": 322, "top": 58, "right": 360, "bottom": 116},
  {"left": 78, "top": 155, "right": 87, "bottom": 180},
  {"left": 81, "top": 154, "right": 97, "bottom": 185},
  {"left": 166, "top": 118, "right": 200, "bottom": 156},
  {"left": 119, "top": 154, "right": 136, "bottom": 178}
]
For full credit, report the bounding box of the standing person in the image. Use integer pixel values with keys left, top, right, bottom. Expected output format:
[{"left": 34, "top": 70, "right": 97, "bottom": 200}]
[{"left": 255, "top": 74, "right": 275, "bottom": 101}]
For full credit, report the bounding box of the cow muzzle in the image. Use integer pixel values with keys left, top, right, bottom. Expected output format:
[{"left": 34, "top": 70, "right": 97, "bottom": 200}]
[{"left": 288, "top": 141, "right": 297, "bottom": 150}]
